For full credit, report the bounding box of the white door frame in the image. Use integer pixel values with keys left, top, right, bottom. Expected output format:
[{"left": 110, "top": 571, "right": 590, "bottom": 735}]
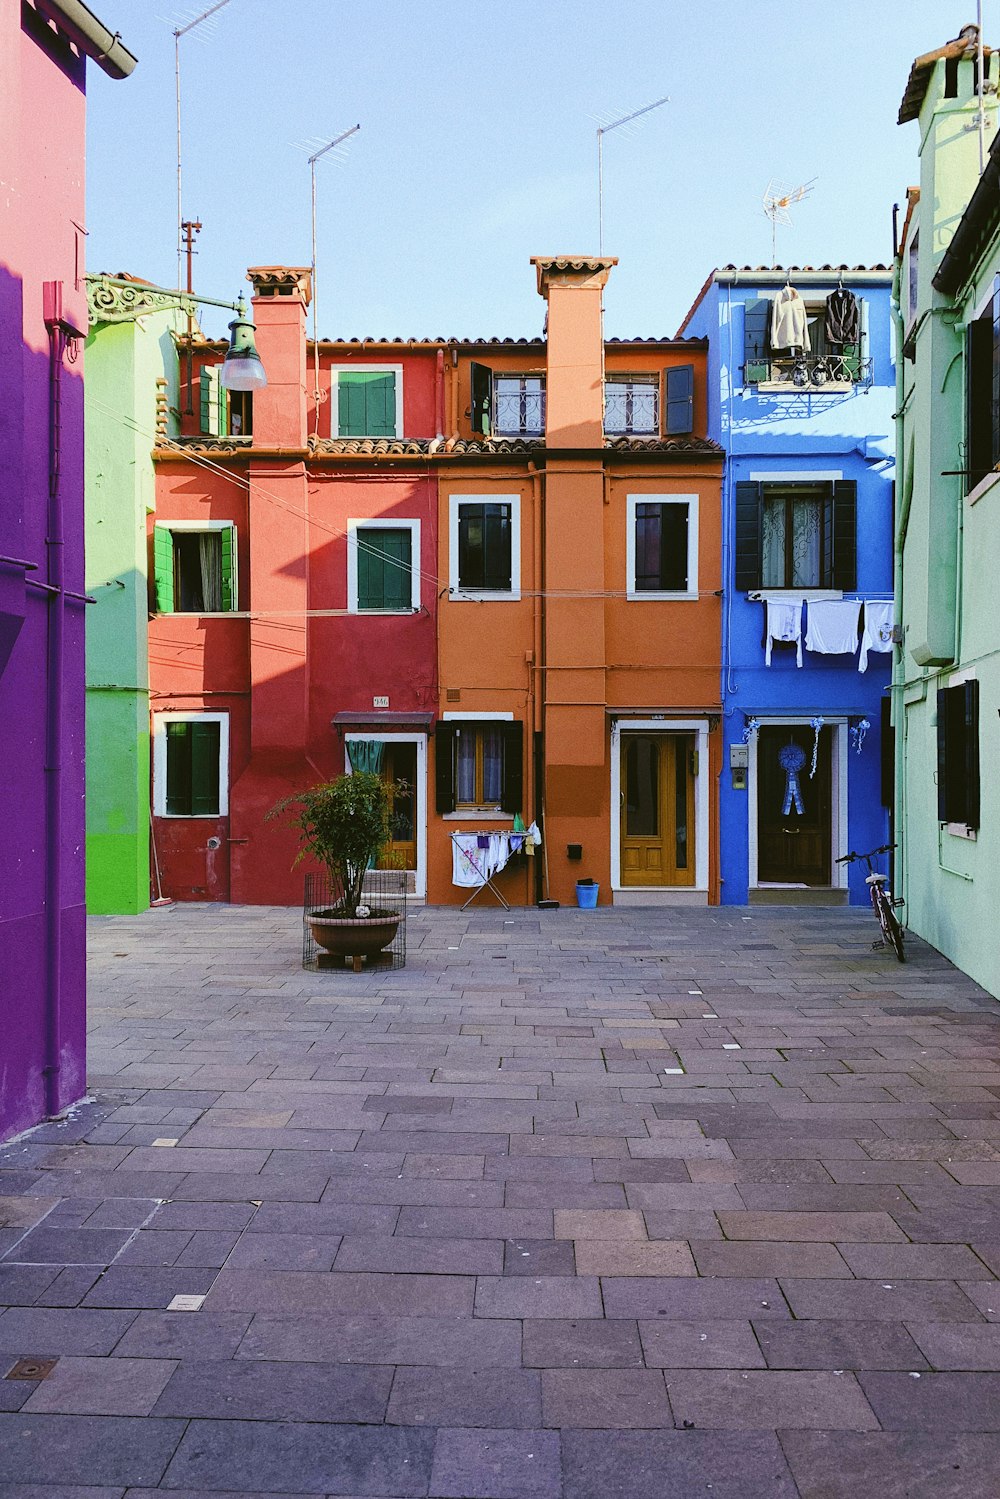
[
  {"left": 344, "top": 731, "right": 427, "bottom": 898},
  {"left": 747, "top": 716, "right": 848, "bottom": 890},
  {"left": 610, "top": 718, "right": 710, "bottom": 892}
]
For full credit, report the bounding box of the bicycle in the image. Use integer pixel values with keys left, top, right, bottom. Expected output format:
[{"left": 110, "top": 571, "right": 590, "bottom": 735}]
[{"left": 835, "top": 843, "right": 905, "bottom": 963}]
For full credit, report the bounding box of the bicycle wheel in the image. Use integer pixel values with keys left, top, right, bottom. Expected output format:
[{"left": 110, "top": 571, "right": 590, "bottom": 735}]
[{"left": 872, "top": 884, "right": 905, "bottom": 963}]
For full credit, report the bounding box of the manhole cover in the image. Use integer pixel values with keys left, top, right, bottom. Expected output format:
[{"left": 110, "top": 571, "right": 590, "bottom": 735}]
[{"left": 6, "top": 1357, "right": 57, "bottom": 1380}]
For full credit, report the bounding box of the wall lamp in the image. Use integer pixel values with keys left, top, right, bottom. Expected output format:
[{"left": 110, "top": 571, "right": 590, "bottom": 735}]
[{"left": 85, "top": 275, "right": 267, "bottom": 390}]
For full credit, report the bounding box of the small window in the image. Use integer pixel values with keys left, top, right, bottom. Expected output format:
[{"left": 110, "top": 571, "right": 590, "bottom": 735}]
[
  {"left": 937, "top": 681, "right": 980, "bottom": 830},
  {"left": 153, "top": 524, "right": 237, "bottom": 614},
  {"left": 154, "top": 714, "right": 229, "bottom": 818},
  {"left": 605, "top": 375, "right": 658, "bottom": 435},
  {"left": 200, "top": 367, "right": 251, "bottom": 437},
  {"left": 762, "top": 485, "right": 826, "bottom": 590},
  {"left": 734, "top": 480, "right": 858, "bottom": 592},
  {"left": 627, "top": 495, "right": 698, "bottom": 599},
  {"left": 494, "top": 376, "right": 545, "bottom": 436},
  {"left": 348, "top": 520, "right": 419, "bottom": 613},
  {"left": 450, "top": 496, "right": 520, "bottom": 599},
  {"left": 435, "top": 720, "right": 524, "bottom": 814},
  {"left": 965, "top": 276, "right": 1000, "bottom": 491},
  {"left": 333, "top": 368, "right": 400, "bottom": 438}
]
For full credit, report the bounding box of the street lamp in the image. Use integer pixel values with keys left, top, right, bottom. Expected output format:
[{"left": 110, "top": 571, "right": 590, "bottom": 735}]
[{"left": 85, "top": 275, "right": 267, "bottom": 390}]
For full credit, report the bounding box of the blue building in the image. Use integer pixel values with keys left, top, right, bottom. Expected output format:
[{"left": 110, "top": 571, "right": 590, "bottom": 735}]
[{"left": 681, "top": 267, "right": 895, "bottom": 906}]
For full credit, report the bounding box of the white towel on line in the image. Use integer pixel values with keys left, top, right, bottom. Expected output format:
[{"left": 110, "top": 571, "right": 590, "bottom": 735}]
[
  {"left": 764, "top": 599, "right": 803, "bottom": 667},
  {"left": 805, "top": 599, "right": 860, "bottom": 657},
  {"left": 451, "top": 834, "right": 486, "bottom": 888},
  {"left": 859, "top": 600, "right": 894, "bottom": 673}
]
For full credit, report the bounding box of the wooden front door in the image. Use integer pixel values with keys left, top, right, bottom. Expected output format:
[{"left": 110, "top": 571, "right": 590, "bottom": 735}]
[
  {"left": 620, "top": 733, "right": 696, "bottom": 887},
  {"left": 757, "top": 725, "right": 832, "bottom": 886},
  {"left": 377, "top": 742, "right": 417, "bottom": 871}
]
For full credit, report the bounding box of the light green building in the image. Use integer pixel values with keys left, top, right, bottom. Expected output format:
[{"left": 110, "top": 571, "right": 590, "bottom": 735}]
[
  {"left": 893, "top": 25, "right": 1000, "bottom": 996},
  {"left": 85, "top": 291, "right": 181, "bottom": 913}
]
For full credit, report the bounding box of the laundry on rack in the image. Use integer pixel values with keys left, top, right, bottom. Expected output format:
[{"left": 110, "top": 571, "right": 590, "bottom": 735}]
[
  {"left": 859, "top": 600, "right": 894, "bottom": 672},
  {"left": 764, "top": 597, "right": 803, "bottom": 667},
  {"left": 804, "top": 599, "right": 860, "bottom": 657},
  {"left": 770, "top": 285, "right": 810, "bottom": 351},
  {"left": 452, "top": 833, "right": 487, "bottom": 888}
]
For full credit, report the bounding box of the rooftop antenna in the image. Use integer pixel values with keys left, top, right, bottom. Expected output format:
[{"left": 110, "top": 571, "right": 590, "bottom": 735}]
[
  {"left": 303, "top": 126, "right": 361, "bottom": 433},
  {"left": 173, "top": 0, "right": 232, "bottom": 289},
  {"left": 763, "top": 178, "right": 817, "bottom": 270},
  {"left": 595, "top": 94, "right": 670, "bottom": 255}
]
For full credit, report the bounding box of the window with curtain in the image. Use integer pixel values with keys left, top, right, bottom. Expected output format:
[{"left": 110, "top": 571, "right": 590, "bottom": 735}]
[
  {"left": 455, "top": 726, "right": 505, "bottom": 808},
  {"left": 761, "top": 486, "right": 824, "bottom": 589},
  {"left": 154, "top": 526, "right": 236, "bottom": 614}
]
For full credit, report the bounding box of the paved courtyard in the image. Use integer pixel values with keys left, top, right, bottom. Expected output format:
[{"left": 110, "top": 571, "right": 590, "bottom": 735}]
[{"left": 2, "top": 904, "right": 1000, "bottom": 1496}]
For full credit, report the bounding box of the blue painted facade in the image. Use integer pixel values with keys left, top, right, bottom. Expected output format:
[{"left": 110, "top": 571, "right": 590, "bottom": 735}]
[{"left": 682, "top": 270, "right": 895, "bottom": 906}]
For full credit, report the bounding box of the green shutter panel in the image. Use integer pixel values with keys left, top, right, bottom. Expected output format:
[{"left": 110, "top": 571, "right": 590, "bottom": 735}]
[
  {"left": 664, "top": 364, "right": 694, "bottom": 435},
  {"left": 217, "top": 370, "right": 229, "bottom": 436},
  {"left": 830, "top": 480, "right": 858, "bottom": 591},
  {"left": 364, "top": 373, "right": 397, "bottom": 438},
  {"left": 357, "top": 531, "right": 377, "bottom": 609},
  {"left": 733, "top": 482, "right": 763, "bottom": 591},
  {"left": 743, "top": 299, "right": 771, "bottom": 384},
  {"left": 153, "top": 527, "right": 175, "bottom": 613},
  {"left": 471, "top": 362, "right": 493, "bottom": 436},
  {"left": 382, "top": 529, "right": 411, "bottom": 610},
  {"left": 219, "top": 527, "right": 236, "bottom": 612},
  {"left": 165, "top": 721, "right": 191, "bottom": 814},
  {"left": 338, "top": 374, "right": 368, "bottom": 437},
  {"left": 500, "top": 721, "right": 524, "bottom": 814},
  {"left": 190, "top": 721, "right": 221, "bottom": 815},
  {"left": 435, "top": 722, "right": 456, "bottom": 813},
  {"left": 200, "top": 366, "right": 222, "bottom": 435}
]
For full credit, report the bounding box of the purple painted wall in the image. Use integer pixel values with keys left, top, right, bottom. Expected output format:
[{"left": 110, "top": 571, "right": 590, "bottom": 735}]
[{"left": 0, "top": 6, "right": 92, "bottom": 1140}]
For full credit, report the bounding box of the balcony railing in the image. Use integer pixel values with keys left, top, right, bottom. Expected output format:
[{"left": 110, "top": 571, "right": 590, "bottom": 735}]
[{"left": 745, "top": 354, "right": 873, "bottom": 390}]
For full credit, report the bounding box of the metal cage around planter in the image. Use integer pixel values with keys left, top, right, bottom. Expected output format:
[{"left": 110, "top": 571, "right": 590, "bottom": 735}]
[{"left": 302, "top": 869, "right": 407, "bottom": 972}]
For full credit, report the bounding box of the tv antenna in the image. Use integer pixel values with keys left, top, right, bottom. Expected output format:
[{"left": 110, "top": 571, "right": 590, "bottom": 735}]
[
  {"left": 173, "top": 0, "right": 233, "bottom": 289},
  {"left": 299, "top": 126, "right": 361, "bottom": 433},
  {"left": 594, "top": 94, "right": 670, "bottom": 255},
  {"left": 763, "top": 177, "right": 816, "bottom": 269}
]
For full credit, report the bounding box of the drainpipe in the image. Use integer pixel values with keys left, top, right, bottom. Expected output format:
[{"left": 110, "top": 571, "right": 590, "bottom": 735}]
[
  {"left": 435, "top": 349, "right": 444, "bottom": 440},
  {"left": 44, "top": 319, "right": 67, "bottom": 1116}
]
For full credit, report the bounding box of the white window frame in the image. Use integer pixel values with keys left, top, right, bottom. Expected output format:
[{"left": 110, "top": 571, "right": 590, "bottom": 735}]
[
  {"left": 449, "top": 493, "right": 521, "bottom": 602},
  {"left": 152, "top": 710, "right": 230, "bottom": 819},
  {"left": 347, "top": 517, "right": 421, "bottom": 614},
  {"left": 610, "top": 718, "right": 710, "bottom": 892},
  {"left": 329, "top": 363, "right": 404, "bottom": 439},
  {"left": 344, "top": 732, "right": 427, "bottom": 897},
  {"left": 153, "top": 519, "right": 239, "bottom": 614},
  {"left": 626, "top": 493, "right": 698, "bottom": 601}
]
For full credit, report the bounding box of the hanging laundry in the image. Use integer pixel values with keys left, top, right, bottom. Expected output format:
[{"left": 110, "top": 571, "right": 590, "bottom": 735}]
[
  {"left": 859, "top": 600, "right": 894, "bottom": 672},
  {"left": 825, "top": 287, "right": 860, "bottom": 345},
  {"left": 770, "top": 286, "right": 810, "bottom": 351},
  {"left": 452, "top": 833, "right": 486, "bottom": 888},
  {"left": 804, "top": 599, "right": 860, "bottom": 657},
  {"left": 764, "top": 598, "right": 803, "bottom": 667}
]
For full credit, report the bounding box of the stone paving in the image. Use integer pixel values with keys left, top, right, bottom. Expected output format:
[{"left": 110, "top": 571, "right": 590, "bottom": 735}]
[{"left": 1, "top": 903, "right": 1000, "bottom": 1496}]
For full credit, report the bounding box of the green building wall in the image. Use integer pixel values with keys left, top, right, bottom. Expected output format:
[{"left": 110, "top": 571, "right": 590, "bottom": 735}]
[
  {"left": 894, "top": 42, "right": 1000, "bottom": 997},
  {"left": 85, "top": 311, "right": 180, "bottom": 913}
]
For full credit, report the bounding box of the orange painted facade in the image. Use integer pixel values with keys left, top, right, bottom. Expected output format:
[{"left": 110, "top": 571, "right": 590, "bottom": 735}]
[{"left": 149, "top": 257, "right": 723, "bottom": 908}]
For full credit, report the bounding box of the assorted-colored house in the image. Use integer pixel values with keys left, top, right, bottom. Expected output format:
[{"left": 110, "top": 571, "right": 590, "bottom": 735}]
[
  {"left": 681, "top": 267, "right": 896, "bottom": 906},
  {"left": 0, "top": 0, "right": 134, "bottom": 1143},
  {"left": 892, "top": 26, "right": 1000, "bottom": 996}
]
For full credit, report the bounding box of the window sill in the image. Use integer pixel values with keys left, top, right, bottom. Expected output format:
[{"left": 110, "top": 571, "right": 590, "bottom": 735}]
[
  {"left": 449, "top": 590, "right": 520, "bottom": 603},
  {"left": 944, "top": 821, "right": 978, "bottom": 841},
  {"left": 966, "top": 469, "right": 1000, "bottom": 506},
  {"left": 627, "top": 589, "right": 698, "bottom": 602},
  {"left": 155, "top": 610, "right": 239, "bottom": 617},
  {"left": 333, "top": 430, "right": 404, "bottom": 440},
  {"left": 444, "top": 810, "right": 509, "bottom": 821},
  {"left": 747, "top": 589, "right": 844, "bottom": 601},
  {"left": 157, "top": 812, "right": 224, "bottom": 820},
  {"left": 350, "top": 607, "right": 420, "bottom": 616}
]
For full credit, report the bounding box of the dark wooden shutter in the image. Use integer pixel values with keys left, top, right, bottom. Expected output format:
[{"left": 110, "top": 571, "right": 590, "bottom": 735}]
[
  {"left": 664, "top": 364, "right": 694, "bottom": 434},
  {"left": 500, "top": 721, "right": 524, "bottom": 814},
  {"left": 967, "top": 315, "right": 993, "bottom": 487},
  {"left": 471, "top": 362, "right": 493, "bottom": 437},
  {"left": 743, "top": 299, "right": 771, "bottom": 384},
  {"left": 880, "top": 694, "right": 894, "bottom": 810},
  {"left": 190, "top": 721, "right": 221, "bottom": 815},
  {"left": 830, "top": 480, "right": 857, "bottom": 590},
  {"left": 483, "top": 505, "right": 512, "bottom": 591},
  {"left": 733, "top": 481, "right": 763, "bottom": 590},
  {"left": 991, "top": 278, "right": 1000, "bottom": 469},
  {"left": 435, "top": 722, "right": 456, "bottom": 813},
  {"left": 937, "top": 686, "right": 950, "bottom": 823},
  {"left": 165, "top": 721, "right": 191, "bottom": 814},
  {"left": 964, "top": 679, "right": 981, "bottom": 829}
]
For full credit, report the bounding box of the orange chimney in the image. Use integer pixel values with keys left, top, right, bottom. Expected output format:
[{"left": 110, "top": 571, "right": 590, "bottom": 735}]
[
  {"left": 246, "top": 266, "right": 312, "bottom": 447},
  {"left": 532, "top": 256, "right": 617, "bottom": 446}
]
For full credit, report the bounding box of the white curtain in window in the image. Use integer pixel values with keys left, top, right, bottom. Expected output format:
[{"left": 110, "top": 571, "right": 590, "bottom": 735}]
[
  {"left": 790, "top": 498, "right": 821, "bottom": 587},
  {"left": 761, "top": 501, "right": 784, "bottom": 588},
  {"left": 199, "top": 533, "right": 222, "bottom": 612},
  {"left": 482, "top": 728, "right": 503, "bottom": 804},
  {"left": 457, "top": 730, "right": 477, "bottom": 804}
]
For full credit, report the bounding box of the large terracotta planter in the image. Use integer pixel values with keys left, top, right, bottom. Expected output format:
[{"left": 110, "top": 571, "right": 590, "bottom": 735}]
[{"left": 308, "top": 907, "right": 400, "bottom": 967}]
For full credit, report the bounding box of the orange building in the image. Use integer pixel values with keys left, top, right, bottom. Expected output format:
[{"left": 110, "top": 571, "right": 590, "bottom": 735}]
[{"left": 147, "top": 257, "right": 723, "bottom": 908}]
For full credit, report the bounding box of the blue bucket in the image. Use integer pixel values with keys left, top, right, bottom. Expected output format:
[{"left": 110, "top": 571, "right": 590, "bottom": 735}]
[{"left": 576, "top": 880, "right": 599, "bottom": 910}]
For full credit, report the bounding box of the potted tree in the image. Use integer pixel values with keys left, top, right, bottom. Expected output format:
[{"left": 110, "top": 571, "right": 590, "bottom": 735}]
[{"left": 269, "top": 772, "right": 401, "bottom": 967}]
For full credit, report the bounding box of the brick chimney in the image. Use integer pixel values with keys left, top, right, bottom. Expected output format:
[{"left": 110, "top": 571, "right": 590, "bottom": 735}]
[
  {"left": 532, "top": 256, "right": 617, "bottom": 446},
  {"left": 246, "top": 266, "right": 311, "bottom": 448}
]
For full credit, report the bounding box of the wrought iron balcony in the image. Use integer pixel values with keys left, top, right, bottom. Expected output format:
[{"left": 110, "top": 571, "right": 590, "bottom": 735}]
[{"left": 745, "top": 353, "right": 873, "bottom": 390}]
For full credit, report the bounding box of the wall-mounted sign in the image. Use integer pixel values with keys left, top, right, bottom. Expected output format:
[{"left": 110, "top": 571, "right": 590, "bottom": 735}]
[{"left": 373, "top": 695, "right": 389, "bottom": 709}]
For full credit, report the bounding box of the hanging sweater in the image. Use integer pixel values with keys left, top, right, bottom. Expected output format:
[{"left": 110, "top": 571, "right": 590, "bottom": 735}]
[
  {"left": 770, "top": 286, "right": 810, "bottom": 352},
  {"left": 825, "top": 287, "right": 860, "bottom": 346}
]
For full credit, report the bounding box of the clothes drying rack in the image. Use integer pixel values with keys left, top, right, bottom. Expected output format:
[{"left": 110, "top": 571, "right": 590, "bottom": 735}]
[{"left": 449, "top": 830, "right": 520, "bottom": 910}]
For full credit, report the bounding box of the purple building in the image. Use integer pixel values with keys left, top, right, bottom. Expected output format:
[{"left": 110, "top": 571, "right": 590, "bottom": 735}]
[{"left": 0, "top": 3, "right": 135, "bottom": 1141}]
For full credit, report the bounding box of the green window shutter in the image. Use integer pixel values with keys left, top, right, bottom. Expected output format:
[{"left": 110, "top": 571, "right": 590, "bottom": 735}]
[
  {"left": 364, "top": 373, "right": 396, "bottom": 437},
  {"left": 189, "top": 721, "right": 221, "bottom": 815},
  {"left": 165, "top": 721, "right": 191, "bottom": 814},
  {"left": 358, "top": 528, "right": 412, "bottom": 610},
  {"left": 338, "top": 371, "right": 396, "bottom": 436},
  {"left": 153, "top": 526, "right": 175, "bottom": 613},
  {"left": 743, "top": 299, "right": 771, "bottom": 384},
  {"left": 664, "top": 364, "right": 694, "bottom": 435},
  {"left": 200, "top": 366, "right": 223, "bottom": 436},
  {"left": 217, "top": 371, "right": 229, "bottom": 437},
  {"left": 219, "top": 526, "right": 236, "bottom": 612}
]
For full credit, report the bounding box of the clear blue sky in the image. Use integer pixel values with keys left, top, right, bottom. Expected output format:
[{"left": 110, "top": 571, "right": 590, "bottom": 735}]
[{"left": 87, "top": 1, "right": 979, "bottom": 339}]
